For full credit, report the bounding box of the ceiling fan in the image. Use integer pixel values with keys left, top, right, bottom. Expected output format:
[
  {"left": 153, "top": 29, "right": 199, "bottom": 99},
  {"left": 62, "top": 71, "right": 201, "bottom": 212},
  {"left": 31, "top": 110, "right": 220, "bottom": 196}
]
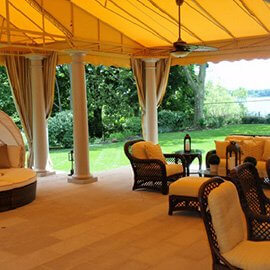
[{"left": 171, "top": 0, "right": 217, "bottom": 57}]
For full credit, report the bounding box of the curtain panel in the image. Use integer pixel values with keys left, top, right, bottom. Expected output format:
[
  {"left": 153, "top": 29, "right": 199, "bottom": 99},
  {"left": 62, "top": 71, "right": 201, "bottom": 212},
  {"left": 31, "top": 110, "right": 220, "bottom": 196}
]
[
  {"left": 5, "top": 52, "right": 57, "bottom": 168},
  {"left": 5, "top": 55, "right": 33, "bottom": 167},
  {"left": 131, "top": 57, "right": 171, "bottom": 138}
]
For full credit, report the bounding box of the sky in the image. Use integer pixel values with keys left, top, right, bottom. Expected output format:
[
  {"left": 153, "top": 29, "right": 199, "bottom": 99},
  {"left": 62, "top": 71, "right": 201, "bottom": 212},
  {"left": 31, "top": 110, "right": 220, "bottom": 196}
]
[{"left": 206, "top": 59, "right": 270, "bottom": 91}]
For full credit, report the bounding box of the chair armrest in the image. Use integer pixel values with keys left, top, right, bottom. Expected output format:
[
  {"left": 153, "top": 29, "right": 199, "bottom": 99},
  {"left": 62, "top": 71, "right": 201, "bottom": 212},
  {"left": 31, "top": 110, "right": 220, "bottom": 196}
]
[
  {"left": 266, "top": 159, "right": 270, "bottom": 179},
  {"left": 131, "top": 157, "right": 167, "bottom": 178},
  {"left": 212, "top": 247, "right": 238, "bottom": 270},
  {"left": 164, "top": 153, "right": 186, "bottom": 175},
  {"left": 246, "top": 211, "right": 270, "bottom": 241},
  {"left": 164, "top": 153, "right": 186, "bottom": 166},
  {"left": 132, "top": 157, "right": 165, "bottom": 167},
  {"left": 205, "top": 150, "right": 216, "bottom": 169}
]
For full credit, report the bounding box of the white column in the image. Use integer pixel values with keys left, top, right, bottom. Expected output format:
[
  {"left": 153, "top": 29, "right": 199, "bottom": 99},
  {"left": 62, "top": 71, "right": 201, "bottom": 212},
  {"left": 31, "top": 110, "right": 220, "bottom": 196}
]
[
  {"left": 144, "top": 59, "right": 158, "bottom": 144},
  {"left": 68, "top": 52, "right": 97, "bottom": 184},
  {"left": 27, "top": 54, "right": 53, "bottom": 176}
]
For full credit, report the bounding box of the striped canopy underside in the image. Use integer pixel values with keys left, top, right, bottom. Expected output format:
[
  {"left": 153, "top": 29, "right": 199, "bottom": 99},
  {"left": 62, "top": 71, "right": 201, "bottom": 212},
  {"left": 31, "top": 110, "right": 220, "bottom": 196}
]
[{"left": 0, "top": 0, "right": 270, "bottom": 66}]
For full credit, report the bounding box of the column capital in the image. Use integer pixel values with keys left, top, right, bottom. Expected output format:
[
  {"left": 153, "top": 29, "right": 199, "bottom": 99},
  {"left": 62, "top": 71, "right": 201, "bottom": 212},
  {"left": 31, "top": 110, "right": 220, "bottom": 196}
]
[
  {"left": 68, "top": 51, "right": 87, "bottom": 63},
  {"left": 143, "top": 58, "right": 158, "bottom": 63},
  {"left": 143, "top": 58, "right": 159, "bottom": 69},
  {"left": 25, "top": 54, "right": 46, "bottom": 61}
]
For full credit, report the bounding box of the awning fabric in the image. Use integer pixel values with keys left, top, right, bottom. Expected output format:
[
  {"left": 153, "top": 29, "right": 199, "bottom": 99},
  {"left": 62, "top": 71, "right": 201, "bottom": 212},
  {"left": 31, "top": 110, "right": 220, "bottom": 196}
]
[{"left": 0, "top": 0, "right": 270, "bottom": 66}]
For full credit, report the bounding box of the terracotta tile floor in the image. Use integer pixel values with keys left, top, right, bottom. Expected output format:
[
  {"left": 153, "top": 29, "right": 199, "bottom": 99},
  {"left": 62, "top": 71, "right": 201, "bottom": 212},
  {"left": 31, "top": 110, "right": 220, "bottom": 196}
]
[{"left": 0, "top": 166, "right": 226, "bottom": 269}]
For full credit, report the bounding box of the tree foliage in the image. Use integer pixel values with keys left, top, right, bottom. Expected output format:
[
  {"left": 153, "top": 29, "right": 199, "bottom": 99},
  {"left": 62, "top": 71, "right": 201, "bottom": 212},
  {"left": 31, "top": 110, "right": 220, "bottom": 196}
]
[
  {"left": 0, "top": 66, "right": 16, "bottom": 117},
  {"left": 203, "top": 82, "right": 246, "bottom": 127},
  {"left": 160, "top": 65, "right": 194, "bottom": 126}
]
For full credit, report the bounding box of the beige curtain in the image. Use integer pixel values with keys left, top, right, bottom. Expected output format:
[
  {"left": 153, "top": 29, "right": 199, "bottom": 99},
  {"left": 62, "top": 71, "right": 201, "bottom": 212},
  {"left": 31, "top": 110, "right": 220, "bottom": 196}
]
[
  {"left": 5, "top": 55, "right": 33, "bottom": 167},
  {"left": 5, "top": 52, "right": 58, "bottom": 168},
  {"left": 43, "top": 52, "right": 58, "bottom": 118},
  {"left": 131, "top": 56, "right": 171, "bottom": 137}
]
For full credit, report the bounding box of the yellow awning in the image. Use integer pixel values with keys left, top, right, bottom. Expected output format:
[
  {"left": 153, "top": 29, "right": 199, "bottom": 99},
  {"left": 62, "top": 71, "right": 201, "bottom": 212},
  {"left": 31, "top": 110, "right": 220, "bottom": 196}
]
[{"left": 0, "top": 0, "right": 270, "bottom": 66}]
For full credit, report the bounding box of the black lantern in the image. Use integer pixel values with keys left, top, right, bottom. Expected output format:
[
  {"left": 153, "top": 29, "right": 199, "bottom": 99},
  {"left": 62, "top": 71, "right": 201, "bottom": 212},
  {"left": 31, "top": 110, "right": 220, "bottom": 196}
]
[
  {"left": 184, "top": 134, "right": 191, "bottom": 153},
  {"left": 68, "top": 150, "right": 74, "bottom": 176},
  {"left": 226, "top": 141, "right": 241, "bottom": 175}
]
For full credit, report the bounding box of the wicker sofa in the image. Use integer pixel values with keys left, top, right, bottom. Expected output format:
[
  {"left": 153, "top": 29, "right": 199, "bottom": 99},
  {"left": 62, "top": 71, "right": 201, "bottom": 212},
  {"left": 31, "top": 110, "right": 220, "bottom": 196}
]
[{"left": 206, "top": 134, "right": 270, "bottom": 179}]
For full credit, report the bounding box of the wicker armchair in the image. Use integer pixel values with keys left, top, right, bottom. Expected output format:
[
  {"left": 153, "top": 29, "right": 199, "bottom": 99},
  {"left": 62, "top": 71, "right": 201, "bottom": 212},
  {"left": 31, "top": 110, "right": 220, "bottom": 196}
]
[
  {"left": 124, "top": 139, "right": 186, "bottom": 195},
  {"left": 230, "top": 162, "right": 270, "bottom": 240},
  {"left": 199, "top": 177, "right": 270, "bottom": 269}
]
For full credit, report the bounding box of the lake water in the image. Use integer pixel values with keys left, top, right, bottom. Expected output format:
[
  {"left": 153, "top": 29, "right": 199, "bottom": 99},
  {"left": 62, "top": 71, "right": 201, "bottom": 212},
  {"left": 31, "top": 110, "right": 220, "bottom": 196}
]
[{"left": 245, "top": 97, "right": 270, "bottom": 116}]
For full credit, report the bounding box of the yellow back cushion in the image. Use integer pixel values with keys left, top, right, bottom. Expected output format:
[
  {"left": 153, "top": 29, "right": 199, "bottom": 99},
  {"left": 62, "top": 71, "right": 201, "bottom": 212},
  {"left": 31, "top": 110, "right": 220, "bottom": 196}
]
[
  {"left": 241, "top": 139, "right": 264, "bottom": 161},
  {"left": 262, "top": 140, "right": 270, "bottom": 161},
  {"left": 7, "top": 145, "right": 23, "bottom": 168},
  {"left": 145, "top": 143, "right": 167, "bottom": 164},
  {"left": 0, "top": 144, "right": 11, "bottom": 168},
  {"left": 215, "top": 141, "right": 229, "bottom": 158},
  {"left": 131, "top": 141, "right": 151, "bottom": 159},
  {"left": 225, "top": 135, "right": 252, "bottom": 141},
  {"left": 208, "top": 181, "right": 245, "bottom": 254}
]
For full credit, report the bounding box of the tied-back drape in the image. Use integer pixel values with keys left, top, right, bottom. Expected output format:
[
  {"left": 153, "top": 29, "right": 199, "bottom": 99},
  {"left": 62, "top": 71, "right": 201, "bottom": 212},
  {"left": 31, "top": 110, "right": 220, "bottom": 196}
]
[
  {"left": 5, "top": 52, "right": 57, "bottom": 168},
  {"left": 5, "top": 55, "right": 33, "bottom": 167},
  {"left": 131, "top": 57, "right": 171, "bottom": 138},
  {"left": 43, "top": 52, "right": 58, "bottom": 118}
]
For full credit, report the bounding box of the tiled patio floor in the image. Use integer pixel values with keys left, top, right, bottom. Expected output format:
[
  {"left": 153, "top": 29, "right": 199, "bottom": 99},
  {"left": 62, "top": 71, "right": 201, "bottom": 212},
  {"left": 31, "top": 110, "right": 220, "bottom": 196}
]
[{"left": 0, "top": 166, "right": 241, "bottom": 269}]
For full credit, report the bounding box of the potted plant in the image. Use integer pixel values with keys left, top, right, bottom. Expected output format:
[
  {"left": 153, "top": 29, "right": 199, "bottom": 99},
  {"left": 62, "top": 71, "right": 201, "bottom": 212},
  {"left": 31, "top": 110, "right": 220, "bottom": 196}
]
[{"left": 209, "top": 154, "right": 220, "bottom": 174}]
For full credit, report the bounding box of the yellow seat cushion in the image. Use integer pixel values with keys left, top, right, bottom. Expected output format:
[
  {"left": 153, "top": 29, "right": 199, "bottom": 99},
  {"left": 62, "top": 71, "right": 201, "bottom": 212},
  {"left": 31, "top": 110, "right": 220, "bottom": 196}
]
[
  {"left": 208, "top": 181, "right": 245, "bottom": 254},
  {"left": 169, "top": 176, "right": 210, "bottom": 197},
  {"left": 262, "top": 140, "right": 270, "bottom": 161},
  {"left": 215, "top": 141, "right": 230, "bottom": 158},
  {"left": 242, "top": 139, "right": 264, "bottom": 161},
  {"left": 223, "top": 240, "right": 270, "bottom": 270},
  {"left": 131, "top": 141, "right": 152, "bottom": 159},
  {"left": 166, "top": 164, "right": 183, "bottom": 177},
  {"left": 0, "top": 168, "right": 36, "bottom": 189},
  {"left": 145, "top": 143, "right": 167, "bottom": 164}
]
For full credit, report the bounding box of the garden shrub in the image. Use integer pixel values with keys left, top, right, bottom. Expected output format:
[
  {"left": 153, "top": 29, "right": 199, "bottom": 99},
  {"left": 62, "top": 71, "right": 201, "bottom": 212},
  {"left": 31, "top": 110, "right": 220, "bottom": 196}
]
[
  {"left": 122, "top": 116, "right": 142, "bottom": 135},
  {"left": 242, "top": 116, "right": 266, "bottom": 124},
  {"left": 109, "top": 130, "right": 135, "bottom": 142},
  {"left": 265, "top": 114, "right": 270, "bottom": 124},
  {"left": 48, "top": 110, "right": 73, "bottom": 148},
  {"left": 158, "top": 110, "right": 186, "bottom": 133}
]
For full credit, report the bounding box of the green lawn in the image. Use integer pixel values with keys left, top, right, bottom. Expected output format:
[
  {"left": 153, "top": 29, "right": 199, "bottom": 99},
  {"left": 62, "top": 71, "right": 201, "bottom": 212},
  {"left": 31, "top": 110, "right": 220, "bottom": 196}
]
[{"left": 50, "top": 124, "right": 270, "bottom": 173}]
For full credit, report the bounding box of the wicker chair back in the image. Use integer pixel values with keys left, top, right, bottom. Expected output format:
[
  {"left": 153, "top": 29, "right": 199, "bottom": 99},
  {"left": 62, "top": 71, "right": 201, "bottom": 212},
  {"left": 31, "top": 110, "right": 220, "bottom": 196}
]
[
  {"left": 199, "top": 177, "right": 240, "bottom": 269},
  {"left": 230, "top": 163, "right": 267, "bottom": 216}
]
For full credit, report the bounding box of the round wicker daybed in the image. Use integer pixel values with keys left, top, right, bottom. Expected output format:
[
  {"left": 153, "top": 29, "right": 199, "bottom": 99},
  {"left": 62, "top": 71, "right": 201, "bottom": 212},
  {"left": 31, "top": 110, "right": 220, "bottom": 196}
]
[{"left": 0, "top": 110, "right": 37, "bottom": 212}]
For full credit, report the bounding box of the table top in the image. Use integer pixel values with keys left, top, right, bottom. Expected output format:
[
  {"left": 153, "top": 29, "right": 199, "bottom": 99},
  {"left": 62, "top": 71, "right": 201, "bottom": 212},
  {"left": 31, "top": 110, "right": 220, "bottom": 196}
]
[{"left": 175, "top": 149, "right": 202, "bottom": 156}]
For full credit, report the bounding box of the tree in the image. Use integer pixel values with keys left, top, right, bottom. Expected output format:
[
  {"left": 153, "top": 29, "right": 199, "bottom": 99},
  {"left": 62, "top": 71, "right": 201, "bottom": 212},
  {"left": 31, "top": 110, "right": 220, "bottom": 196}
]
[
  {"left": 183, "top": 64, "right": 208, "bottom": 127},
  {"left": 52, "top": 65, "right": 72, "bottom": 115},
  {"left": 0, "top": 66, "right": 16, "bottom": 117},
  {"left": 160, "top": 65, "right": 194, "bottom": 119},
  {"left": 85, "top": 65, "right": 138, "bottom": 138}
]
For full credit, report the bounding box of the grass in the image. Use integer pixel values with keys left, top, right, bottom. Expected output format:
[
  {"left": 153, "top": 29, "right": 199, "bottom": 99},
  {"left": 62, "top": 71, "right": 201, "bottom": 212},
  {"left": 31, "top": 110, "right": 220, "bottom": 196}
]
[{"left": 50, "top": 124, "right": 270, "bottom": 173}]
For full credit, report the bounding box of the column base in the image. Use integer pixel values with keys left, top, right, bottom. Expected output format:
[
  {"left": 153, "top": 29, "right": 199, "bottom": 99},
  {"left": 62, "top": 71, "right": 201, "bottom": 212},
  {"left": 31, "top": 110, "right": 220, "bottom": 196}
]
[
  {"left": 67, "top": 174, "right": 97, "bottom": 184},
  {"left": 35, "top": 169, "right": 56, "bottom": 177}
]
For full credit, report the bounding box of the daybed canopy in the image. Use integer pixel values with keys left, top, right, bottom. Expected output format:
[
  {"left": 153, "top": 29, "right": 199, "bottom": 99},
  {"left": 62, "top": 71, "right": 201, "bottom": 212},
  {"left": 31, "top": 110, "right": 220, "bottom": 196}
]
[
  {"left": 0, "top": 110, "right": 24, "bottom": 148},
  {"left": 0, "top": 0, "right": 270, "bottom": 67}
]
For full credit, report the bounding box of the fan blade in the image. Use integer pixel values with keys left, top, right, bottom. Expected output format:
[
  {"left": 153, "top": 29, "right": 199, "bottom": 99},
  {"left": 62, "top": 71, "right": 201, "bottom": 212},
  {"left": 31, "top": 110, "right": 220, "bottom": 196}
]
[{"left": 186, "top": 44, "right": 218, "bottom": 52}]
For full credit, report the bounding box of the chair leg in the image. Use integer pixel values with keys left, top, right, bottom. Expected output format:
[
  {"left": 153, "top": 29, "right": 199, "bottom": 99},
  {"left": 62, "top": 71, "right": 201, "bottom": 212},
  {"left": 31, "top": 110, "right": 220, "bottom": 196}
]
[
  {"left": 132, "top": 180, "right": 137, "bottom": 190},
  {"left": 168, "top": 196, "right": 173, "bottom": 215}
]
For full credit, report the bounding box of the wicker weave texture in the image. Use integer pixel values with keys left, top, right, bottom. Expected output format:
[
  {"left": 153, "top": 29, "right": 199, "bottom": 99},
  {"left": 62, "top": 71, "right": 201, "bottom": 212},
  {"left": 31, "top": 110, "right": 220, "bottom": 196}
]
[{"left": 124, "top": 140, "right": 186, "bottom": 194}]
